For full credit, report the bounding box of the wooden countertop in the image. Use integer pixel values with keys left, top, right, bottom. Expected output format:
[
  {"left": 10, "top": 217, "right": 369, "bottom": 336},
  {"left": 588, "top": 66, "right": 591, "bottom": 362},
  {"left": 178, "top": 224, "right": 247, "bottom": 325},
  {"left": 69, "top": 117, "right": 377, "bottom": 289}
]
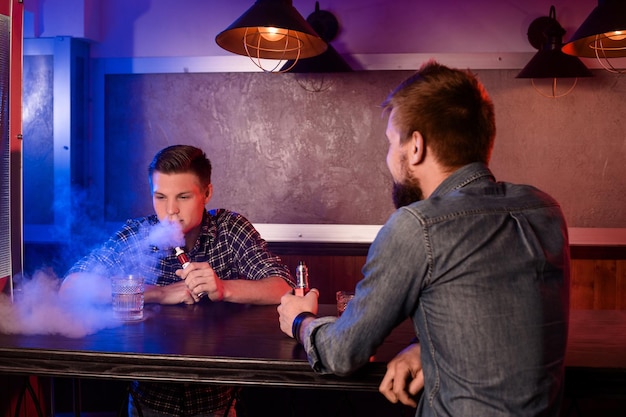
[{"left": 0, "top": 304, "right": 625, "bottom": 392}]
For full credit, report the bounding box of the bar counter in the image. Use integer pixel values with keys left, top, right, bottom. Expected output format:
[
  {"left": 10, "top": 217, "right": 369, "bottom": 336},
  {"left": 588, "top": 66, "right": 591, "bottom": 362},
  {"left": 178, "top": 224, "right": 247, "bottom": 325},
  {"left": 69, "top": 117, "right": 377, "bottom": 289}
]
[
  {"left": 0, "top": 302, "right": 625, "bottom": 393},
  {"left": 0, "top": 302, "right": 413, "bottom": 391}
]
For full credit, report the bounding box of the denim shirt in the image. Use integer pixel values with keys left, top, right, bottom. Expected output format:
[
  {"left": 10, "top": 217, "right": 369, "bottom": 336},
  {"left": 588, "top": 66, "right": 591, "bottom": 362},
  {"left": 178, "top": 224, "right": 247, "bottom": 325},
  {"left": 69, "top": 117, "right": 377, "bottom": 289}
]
[{"left": 303, "top": 163, "right": 570, "bottom": 417}]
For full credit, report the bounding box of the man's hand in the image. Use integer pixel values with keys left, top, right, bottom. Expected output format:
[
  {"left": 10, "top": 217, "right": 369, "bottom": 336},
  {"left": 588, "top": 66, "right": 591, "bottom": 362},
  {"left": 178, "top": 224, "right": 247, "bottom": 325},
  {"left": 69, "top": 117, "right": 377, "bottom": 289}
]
[
  {"left": 379, "top": 342, "right": 424, "bottom": 408},
  {"left": 277, "top": 288, "right": 319, "bottom": 338},
  {"left": 176, "top": 262, "right": 224, "bottom": 302}
]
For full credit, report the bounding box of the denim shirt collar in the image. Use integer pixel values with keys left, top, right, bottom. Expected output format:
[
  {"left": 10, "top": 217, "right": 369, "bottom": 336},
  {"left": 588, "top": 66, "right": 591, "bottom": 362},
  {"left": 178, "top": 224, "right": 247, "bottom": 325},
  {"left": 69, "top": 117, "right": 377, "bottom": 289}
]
[{"left": 429, "top": 162, "right": 496, "bottom": 198}]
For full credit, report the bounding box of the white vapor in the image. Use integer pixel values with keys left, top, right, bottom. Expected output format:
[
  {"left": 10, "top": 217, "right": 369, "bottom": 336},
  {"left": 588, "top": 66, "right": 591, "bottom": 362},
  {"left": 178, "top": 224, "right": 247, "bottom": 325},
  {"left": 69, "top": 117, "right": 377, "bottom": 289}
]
[
  {"left": 147, "top": 220, "right": 185, "bottom": 250},
  {"left": 0, "top": 219, "right": 186, "bottom": 339},
  {"left": 0, "top": 269, "right": 119, "bottom": 338}
]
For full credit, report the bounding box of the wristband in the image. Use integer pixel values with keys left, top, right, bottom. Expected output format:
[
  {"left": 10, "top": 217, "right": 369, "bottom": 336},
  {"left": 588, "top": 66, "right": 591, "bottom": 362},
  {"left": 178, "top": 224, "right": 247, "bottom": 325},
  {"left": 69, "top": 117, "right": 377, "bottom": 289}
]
[{"left": 291, "top": 312, "right": 317, "bottom": 344}]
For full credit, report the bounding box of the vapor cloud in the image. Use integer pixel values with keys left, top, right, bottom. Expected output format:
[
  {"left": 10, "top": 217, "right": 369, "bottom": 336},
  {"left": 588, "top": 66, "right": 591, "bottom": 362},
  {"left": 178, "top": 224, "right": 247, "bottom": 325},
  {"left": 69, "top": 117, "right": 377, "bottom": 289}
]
[
  {"left": 147, "top": 219, "right": 185, "bottom": 250},
  {"left": 0, "top": 220, "right": 184, "bottom": 338},
  {"left": 0, "top": 269, "right": 118, "bottom": 338}
]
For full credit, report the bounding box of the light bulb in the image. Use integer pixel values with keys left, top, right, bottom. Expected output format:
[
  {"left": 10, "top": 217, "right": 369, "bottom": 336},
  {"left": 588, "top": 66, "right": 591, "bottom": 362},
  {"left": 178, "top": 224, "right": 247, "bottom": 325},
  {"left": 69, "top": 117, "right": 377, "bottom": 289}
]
[
  {"left": 606, "top": 30, "right": 626, "bottom": 41},
  {"left": 259, "top": 27, "right": 287, "bottom": 42}
]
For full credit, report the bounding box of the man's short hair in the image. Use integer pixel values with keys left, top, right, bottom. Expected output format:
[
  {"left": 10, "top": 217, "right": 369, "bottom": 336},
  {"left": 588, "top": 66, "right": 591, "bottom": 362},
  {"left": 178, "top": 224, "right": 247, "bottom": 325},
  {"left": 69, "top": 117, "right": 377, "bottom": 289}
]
[
  {"left": 382, "top": 61, "right": 496, "bottom": 168},
  {"left": 148, "top": 145, "right": 212, "bottom": 189}
]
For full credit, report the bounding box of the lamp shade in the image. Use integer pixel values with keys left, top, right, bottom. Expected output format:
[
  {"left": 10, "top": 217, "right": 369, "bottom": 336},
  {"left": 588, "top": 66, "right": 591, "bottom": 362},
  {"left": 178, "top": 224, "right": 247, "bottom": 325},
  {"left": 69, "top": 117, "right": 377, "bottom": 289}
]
[
  {"left": 280, "top": 43, "right": 353, "bottom": 72},
  {"left": 517, "top": 50, "right": 592, "bottom": 78},
  {"left": 215, "top": 0, "right": 328, "bottom": 61},
  {"left": 517, "top": 7, "right": 592, "bottom": 79},
  {"left": 562, "top": 0, "right": 626, "bottom": 58},
  {"left": 280, "top": 3, "right": 352, "bottom": 73}
]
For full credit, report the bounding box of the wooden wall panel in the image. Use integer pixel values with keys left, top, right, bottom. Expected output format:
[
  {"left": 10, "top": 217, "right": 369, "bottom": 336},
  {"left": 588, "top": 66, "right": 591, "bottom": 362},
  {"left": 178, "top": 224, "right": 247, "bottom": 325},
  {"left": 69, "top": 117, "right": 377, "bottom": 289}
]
[
  {"left": 279, "top": 254, "right": 366, "bottom": 305},
  {"left": 570, "top": 260, "right": 626, "bottom": 310},
  {"left": 593, "top": 260, "right": 617, "bottom": 310},
  {"left": 570, "top": 260, "right": 596, "bottom": 309},
  {"left": 276, "top": 247, "right": 626, "bottom": 310},
  {"left": 618, "top": 261, "right": 626, "bottom": 310}
]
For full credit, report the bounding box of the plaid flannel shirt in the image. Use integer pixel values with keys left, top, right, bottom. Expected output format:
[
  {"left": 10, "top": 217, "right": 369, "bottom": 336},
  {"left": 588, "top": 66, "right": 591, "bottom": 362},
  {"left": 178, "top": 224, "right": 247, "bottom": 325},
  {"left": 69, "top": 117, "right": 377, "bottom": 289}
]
[{"left": 68, "top": 209, "right": 293, "bottom": 415}]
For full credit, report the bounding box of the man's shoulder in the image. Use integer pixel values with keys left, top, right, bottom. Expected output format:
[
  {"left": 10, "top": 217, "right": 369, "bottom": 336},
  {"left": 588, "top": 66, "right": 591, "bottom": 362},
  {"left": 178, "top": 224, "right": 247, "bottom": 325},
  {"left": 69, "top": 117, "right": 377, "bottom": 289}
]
[
  {"left": 208, "top": 208, "right": 245, "bottom": 222},
  {"left": 207, "top": 209, "right": 255, "bottom": 231},
  {"left": 124, "top": 214, "right": 159, "bottom": 226},
  {"left": 488, "top": 181, "right": 561, "bottom": 211},
  {"left": 119, "top": 215, "right": 159, "bottom": 233},
  {"left": 397, "top": 180, "right": 562, "bottom": 225}
]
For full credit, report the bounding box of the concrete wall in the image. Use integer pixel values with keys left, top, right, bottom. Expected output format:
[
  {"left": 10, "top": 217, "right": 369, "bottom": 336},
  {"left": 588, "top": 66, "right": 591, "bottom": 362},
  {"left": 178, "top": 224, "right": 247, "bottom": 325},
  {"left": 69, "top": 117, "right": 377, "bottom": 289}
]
[{"left": 103, "top": 69, "right": 625, "bottom": 228}]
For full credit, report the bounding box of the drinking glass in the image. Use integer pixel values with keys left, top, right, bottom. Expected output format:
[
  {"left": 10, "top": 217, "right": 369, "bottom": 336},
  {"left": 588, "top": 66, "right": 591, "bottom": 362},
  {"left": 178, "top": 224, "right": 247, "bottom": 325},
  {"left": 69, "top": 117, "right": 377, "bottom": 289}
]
[
  {"left": 336, "top": 290, "right": 355, "bottom": 317},
  {"left": 111, "top": 274, "right": 144, "bottom": 321}
]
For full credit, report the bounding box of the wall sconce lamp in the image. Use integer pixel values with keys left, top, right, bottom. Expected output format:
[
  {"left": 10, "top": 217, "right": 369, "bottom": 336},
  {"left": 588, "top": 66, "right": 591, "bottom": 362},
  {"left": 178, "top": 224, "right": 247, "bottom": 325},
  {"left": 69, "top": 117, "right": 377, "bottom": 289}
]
[
  {"left": 215, "top": 0, "right": 328, "bottom": 72},
  {"left": 517, "top": 6, "right": 592, "bottom": 98},
  {"left": 562, "top": 0, "right": 626, "bottom": 74},
  {"left": 280, "top": 2, "right": 352, "bottom": 73}
]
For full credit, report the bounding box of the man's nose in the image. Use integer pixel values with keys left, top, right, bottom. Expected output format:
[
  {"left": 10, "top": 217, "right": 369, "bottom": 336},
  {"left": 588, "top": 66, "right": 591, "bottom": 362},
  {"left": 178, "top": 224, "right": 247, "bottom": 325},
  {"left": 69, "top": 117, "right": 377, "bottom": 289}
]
[{"left": 167, "top": 203, "right": 179, "bottom": 215}]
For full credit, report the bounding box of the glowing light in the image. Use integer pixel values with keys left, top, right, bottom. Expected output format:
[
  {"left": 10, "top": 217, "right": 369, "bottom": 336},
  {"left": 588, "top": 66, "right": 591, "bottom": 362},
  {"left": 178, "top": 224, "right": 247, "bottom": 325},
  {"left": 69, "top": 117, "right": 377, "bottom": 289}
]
[
  {"left": 259, "top": 27, "right": 287, "bottom": 42},
  {"left": 606, "top": 30, "right": 626, "bottom": 41}
]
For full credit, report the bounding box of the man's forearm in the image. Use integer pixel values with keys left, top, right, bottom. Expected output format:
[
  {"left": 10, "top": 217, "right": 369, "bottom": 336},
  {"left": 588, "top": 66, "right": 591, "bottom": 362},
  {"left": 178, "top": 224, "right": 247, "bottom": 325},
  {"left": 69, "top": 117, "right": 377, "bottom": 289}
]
[{"left": 222, "top": 276, "right": 292, "bottom": 304}]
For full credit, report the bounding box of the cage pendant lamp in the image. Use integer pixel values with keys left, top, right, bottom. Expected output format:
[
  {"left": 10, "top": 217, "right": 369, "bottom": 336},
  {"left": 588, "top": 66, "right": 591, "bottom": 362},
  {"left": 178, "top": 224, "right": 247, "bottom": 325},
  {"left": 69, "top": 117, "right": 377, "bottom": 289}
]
[
  {"left": 562, "top": 0, "right": 626, "bottom": 59},
  {"left": 215, "top": 0, "right": 328, "bottom": 72}
]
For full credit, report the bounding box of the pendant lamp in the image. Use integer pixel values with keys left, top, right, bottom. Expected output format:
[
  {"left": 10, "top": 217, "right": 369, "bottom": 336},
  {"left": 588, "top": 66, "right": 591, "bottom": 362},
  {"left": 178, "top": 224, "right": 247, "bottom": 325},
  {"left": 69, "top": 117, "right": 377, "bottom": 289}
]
[
  {"left": 562, "top": 0, "right": 626, "bottom": 59},
  {"left": 215, "top": 0, "right": 328, "bottom": 72}
]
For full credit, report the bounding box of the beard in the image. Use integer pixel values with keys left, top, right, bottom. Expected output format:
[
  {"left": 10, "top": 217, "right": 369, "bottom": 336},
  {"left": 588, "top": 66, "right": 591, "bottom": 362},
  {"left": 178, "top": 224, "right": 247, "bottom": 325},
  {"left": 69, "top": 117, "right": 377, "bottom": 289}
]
[
  {"left": 391, "top": 153, "right": 424, "bottom": 209},
  {"left": 392, "top": 180, "right": 424, "bottom": 208}
]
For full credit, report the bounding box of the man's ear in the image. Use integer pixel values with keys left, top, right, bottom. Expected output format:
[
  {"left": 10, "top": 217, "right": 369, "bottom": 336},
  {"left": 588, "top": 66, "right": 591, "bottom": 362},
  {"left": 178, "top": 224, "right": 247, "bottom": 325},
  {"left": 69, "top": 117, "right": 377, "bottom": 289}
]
[
  {"left": 409, "top": 131, "right": 425, "bottom": 165},
  {"left": 204, "top": 184, "right": 213, "bottom": 204}
]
